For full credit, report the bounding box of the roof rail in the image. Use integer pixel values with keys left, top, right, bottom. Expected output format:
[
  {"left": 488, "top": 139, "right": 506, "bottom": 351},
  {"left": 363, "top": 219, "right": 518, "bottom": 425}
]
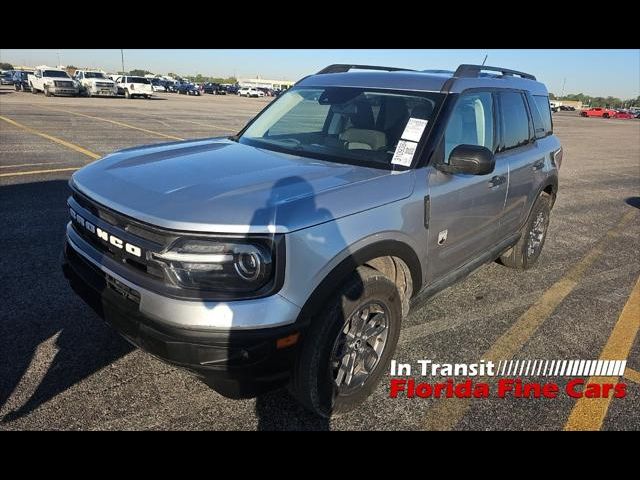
[
  {"left": 453, "top": 64, "right": 536, "bottom": 81},
  {"left": 422, "top": 69, "right": 456, "bottom": 75},
  {"left": 317, "top": 64, "right": 414, "bottom": 75}
]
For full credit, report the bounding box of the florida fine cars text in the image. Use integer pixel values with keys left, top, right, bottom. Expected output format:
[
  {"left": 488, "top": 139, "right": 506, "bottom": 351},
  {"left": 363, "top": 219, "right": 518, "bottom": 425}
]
[{"left": 389, "top": 360, "right": 627, "bottom": 399}]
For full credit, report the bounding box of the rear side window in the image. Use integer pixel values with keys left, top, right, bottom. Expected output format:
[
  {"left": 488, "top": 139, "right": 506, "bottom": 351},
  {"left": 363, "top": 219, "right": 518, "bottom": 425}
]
[
  {"left": 499, "top": 91, "right": 531, "bottom": 150},
  {"left": 530, "top": 95, "right": 553, "bottom": 137}
]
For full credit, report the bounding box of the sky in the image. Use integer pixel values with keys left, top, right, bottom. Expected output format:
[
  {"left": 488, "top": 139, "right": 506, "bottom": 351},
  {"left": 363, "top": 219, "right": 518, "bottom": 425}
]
[{"left": 1, "top": 49, "right": 638, "bottom": 99}]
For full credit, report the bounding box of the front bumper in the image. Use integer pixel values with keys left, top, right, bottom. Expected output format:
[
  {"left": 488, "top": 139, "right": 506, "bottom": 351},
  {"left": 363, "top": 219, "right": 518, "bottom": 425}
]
[
  {"left": 51, "top": 86, "right": 79, "bottom": 95},
  {"left": 63, "top": 236, "right": 303, "bottom": 397},
  {"left": 88, "top": 86, "right": 118, "bottom": 96}
]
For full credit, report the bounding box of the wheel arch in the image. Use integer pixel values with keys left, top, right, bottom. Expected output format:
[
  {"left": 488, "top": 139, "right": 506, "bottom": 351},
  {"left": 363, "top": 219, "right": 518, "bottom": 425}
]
[{"left": 296, "top": 238, "right": 423, "bottom": 326}]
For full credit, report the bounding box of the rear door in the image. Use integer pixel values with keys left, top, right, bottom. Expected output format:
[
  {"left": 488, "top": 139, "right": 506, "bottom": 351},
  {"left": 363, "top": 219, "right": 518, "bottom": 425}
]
[
  {"left": 427, "top": 90, "right": 509, "bottom": 281},
  {"left": 495, "top": 91, "right": 543, "bottom": 238}
]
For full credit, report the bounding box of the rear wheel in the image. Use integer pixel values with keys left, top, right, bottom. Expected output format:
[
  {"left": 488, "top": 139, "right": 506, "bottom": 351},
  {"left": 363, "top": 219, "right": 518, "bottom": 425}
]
[
  {"left": 499, "top": 193, "right": 551, "bottom": 270},
  {"left": 603, "top": 113, "right": 610, "bottom": 118},
  {"left": 124, "top": 89, "right": 131, "bottom": 99},
  {"left": 290, "top": 266, "right": 402, "bottom": 418},
  {"left": 30, "top": 84, "right": 37, "bottom": 94}
]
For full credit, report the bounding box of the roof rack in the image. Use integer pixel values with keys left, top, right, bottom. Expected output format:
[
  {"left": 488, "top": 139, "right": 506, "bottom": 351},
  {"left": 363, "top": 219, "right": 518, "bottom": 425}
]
[
  {"left": 453, "top": 64, "right": 536, "bottom": 81},
  {"left": 317, "top": 64, "right": 415, "bottom": 75}
]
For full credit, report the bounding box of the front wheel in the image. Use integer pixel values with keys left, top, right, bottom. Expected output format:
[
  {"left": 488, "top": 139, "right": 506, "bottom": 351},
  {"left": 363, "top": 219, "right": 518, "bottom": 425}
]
[
  {"left": 603, "top": 113, "right": 610, "bottom": 119},
  {"left": 290, "top": 266, "right": 402, "bottom": 418},
  {"left": 499, "top": 193, "right": 551, "bottom": 270},
  {"left": 44, "top": 87, "right": 51, "bottom": 97},
  {"left": 124, "top": 89, "right": 131, "bottom": 99}
]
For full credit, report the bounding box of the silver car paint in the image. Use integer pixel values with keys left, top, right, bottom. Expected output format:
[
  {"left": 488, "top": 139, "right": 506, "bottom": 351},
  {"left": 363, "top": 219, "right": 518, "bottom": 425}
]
[
  {"left": 72, "top": 139, "right": 413, "bottom": 234},
  {"left": 68, "top": 71, "right": 560, "bottom": 331}
]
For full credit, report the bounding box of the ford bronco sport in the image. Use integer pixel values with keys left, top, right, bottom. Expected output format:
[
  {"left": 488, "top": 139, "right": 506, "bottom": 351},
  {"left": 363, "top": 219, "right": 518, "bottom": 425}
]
[{"left": 63, "top": 64, "right": 562, "bottom": 417}]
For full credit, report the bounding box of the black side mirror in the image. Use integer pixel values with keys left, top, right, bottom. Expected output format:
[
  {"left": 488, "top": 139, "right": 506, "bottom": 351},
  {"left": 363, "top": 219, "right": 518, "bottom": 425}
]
[{"left": 438, "top": 144, "right": 495, "bottom": 175}]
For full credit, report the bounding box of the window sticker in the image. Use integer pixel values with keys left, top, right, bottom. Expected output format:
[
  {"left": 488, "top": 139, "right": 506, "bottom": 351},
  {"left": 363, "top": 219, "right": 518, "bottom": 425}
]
[
  {"left": 391, "top": 140, "right": 418, "bottom": 167},
  {"left": 400, "top": 117, "right": 429, "bottom": 142}
]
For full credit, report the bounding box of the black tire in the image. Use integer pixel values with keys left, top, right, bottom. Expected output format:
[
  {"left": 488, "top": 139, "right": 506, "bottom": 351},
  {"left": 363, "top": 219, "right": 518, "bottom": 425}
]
[
  {"left": 30, "top": 84, "right": 37, "bottom": 94},
  {"left": 124, "top": 89, "right": 131, "bottom": 99},
  {"left": 44, "top": 87, "right": 51, "bottom": 97},
  {"left": 290, "top": 266, "right": 402, "bottom": 418},
  {"left": 499, "top": 193, "right": 551, "bottom": 270},
  {"left": 603, "top": 113, "right": 609, "bottom": 119}
]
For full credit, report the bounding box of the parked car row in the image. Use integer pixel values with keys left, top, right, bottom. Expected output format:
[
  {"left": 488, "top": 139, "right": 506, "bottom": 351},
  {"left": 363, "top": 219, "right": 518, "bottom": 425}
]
[
  {"left": 4, "top": 67, "right": 288, "bottom": 101},
  {"left": 580, "top": 107, "right": 640, "bottom": 119}
]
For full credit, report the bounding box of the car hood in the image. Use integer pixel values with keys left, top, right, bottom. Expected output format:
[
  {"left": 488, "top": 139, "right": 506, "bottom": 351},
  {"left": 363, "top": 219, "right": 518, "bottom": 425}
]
[{"left": 72, "top": 138, "right": 415, "bottom": 233}]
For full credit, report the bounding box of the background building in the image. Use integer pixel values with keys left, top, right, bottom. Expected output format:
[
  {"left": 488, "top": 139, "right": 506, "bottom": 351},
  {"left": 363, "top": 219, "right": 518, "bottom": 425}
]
[{"left": 238, "top": 77, "right": 294, "bottom": 90}]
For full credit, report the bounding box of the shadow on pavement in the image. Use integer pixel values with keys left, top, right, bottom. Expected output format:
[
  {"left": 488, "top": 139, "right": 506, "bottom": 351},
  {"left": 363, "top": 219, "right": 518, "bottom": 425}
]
[{"left": 0, "top": 179, "right": 133, "bottom": 423}]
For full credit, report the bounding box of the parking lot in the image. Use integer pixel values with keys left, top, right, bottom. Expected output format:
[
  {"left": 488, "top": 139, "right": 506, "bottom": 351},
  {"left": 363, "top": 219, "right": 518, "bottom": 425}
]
[{"left": 1, "top": 85, "right": 639, "bottom": 430}]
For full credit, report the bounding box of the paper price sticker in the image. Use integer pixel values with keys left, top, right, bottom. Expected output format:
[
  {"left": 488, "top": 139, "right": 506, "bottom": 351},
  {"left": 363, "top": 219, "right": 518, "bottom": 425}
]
[
  {"left": 400, "top": 117, "right": 428, "bottom": 143},
  {"left": 391, "top": 140, "right": 418, "bottom": 167}
]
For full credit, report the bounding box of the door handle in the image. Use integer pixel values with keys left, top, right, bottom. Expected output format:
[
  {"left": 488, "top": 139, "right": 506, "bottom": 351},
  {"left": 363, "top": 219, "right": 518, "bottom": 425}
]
[
  {"left": 488, "top": 175, "right": 506, "bottom": 188},
  {"left": 532, "top": 159, "right": 545, "bottom": 171}
]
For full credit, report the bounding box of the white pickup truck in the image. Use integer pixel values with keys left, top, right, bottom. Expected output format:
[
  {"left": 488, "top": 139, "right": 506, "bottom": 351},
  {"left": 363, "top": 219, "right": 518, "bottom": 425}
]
[
  {"left": 73, "top": 70, "right": 117, "bottom": 97},
  {"left": 28, "top": 67, "right": 79, "bottom": 97},
  {"left": 114, "top": 75, "right": 154, "bottom": 99}
]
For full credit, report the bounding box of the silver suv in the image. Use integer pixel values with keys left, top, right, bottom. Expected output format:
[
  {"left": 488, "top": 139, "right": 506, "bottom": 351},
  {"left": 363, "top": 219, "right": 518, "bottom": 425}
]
[{"left": 62, "top": 64, "right": 561, "bottom": 417}]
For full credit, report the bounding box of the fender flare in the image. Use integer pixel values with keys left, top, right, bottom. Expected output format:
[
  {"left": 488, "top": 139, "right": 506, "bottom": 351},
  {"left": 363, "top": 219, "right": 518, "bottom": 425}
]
[{"left": 296, "top": 239, "right": 422, "bottom": 327}]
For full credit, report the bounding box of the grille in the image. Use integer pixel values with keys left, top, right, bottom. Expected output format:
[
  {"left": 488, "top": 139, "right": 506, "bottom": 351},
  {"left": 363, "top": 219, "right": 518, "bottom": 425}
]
[
  {"left": 70, "top": 191, "right": 168, "bottom": 280},
  {"left": 54, "top": 80, "right": 74, "bottom": 88},
  {"left": 96, "top": 82, "right": 113, "bottom": 87}
]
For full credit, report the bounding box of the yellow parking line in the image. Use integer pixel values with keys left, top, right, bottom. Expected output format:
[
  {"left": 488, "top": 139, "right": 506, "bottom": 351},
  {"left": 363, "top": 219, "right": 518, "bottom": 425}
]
[
  {"left": 0, "top": 115, "right": 100, "bottom": 160},
  {"left": 564, "top": 275, "right": 640, "bottom": 431},
  {"left": 0, "top": 161, "right": 67, "bottom": 169},
  {"left": 624, "top": 368, "right": 640, "bottom": 384},
  {"left": 423, "top": 209, "right": 637, "bottom": 431},
  {"left": 40, "top": 106, "right": 185, "bottom": 141},
  {"left": 0, "top": 167, "right": 79, "bottom": 178}
]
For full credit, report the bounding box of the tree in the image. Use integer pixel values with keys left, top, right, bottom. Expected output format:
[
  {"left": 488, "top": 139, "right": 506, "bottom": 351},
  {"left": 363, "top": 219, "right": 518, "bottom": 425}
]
[{"left": 0, "top": 62, "right": 13, "bottom": 70}]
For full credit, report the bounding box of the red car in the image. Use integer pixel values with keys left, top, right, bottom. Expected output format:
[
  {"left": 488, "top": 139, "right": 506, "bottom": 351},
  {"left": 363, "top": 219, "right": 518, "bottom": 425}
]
[
  {"left": 580, "top": 107, "right": 617, "bottom": 118},
  {"left": 612, "top": 110, "right": 635, "bottom": 119}
]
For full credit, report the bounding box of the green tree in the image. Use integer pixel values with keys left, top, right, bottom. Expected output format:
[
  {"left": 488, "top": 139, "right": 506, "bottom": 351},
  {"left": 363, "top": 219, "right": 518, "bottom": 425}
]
[{"left": 0, "top": 62, "right": 13, "bottom": 70}]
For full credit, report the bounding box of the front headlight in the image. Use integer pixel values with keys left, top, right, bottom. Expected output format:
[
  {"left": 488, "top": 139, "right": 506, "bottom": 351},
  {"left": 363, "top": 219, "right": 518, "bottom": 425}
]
[{"left": 152, "top": 237, "right": 278, "bottom": 294}]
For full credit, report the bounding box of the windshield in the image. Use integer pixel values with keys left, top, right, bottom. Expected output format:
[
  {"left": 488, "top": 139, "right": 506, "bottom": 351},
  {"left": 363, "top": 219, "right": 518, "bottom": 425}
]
[
  {"left": 239, "top": 86, "right": 443, "bottom": 169},
  {"left": 128, "top": 77, "right": 150, "bottom": 84},
  {"left": 43, "top": 70, "right": 70, "bottom": 78},
  {"left": 85, "top": 72, "right": 107, "bottom": 79}
]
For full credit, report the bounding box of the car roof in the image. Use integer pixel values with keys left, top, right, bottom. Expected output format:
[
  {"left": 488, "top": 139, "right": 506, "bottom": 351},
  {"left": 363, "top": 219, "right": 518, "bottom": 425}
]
[{"left": 296, "top": 64, "right": 549, "bottom": 96}]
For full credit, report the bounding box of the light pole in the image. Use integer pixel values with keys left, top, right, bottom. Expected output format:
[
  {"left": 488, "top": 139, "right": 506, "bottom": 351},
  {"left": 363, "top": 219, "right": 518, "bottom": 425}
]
[
  {"left": 56, "top": 50, "right": 62, "bottom": 66},
  {"left": 121, "top": 49, "right": 125, "bottom": 75},
  {"left": 560, "top": 77, "right": 566, "bottom": 99}
]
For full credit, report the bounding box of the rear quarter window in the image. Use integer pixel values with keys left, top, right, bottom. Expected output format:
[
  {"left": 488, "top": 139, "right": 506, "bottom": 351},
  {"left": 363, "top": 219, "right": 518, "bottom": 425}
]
[{"left": 530, "top": 94, "right": 553, "bottom": 138}]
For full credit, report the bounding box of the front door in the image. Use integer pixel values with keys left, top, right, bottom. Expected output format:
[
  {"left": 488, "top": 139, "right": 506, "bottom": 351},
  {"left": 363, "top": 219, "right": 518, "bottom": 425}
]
[{"left": 426, "top": 91, "right": 508, "bottom": 283}]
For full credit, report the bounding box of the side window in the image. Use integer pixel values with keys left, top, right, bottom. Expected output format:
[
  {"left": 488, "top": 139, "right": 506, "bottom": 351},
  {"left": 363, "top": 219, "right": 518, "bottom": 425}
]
[
  {"left": 444, "top": 91, "right": 495, "bottom": 161},
  {"left": 530, "top": 94, "right": 553, "bottom": 138},
  {"left": 499, "top": 91, "right": 531, "bottom": 150}
]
